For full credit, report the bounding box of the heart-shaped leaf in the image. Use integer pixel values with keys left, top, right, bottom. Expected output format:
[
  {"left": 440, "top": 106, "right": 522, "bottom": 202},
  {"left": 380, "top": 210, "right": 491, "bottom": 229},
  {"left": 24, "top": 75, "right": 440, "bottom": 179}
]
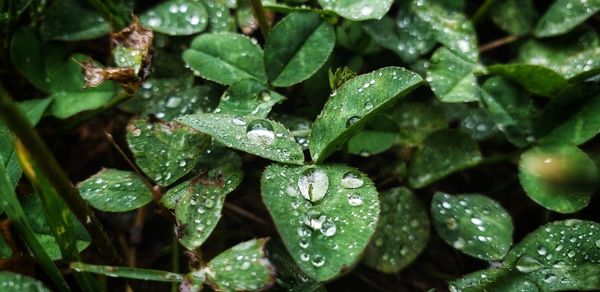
[
  {"left": 126, "top": 118, "right": 211, "bottom": 186},
  {"left": 487, "top": 64, "right": 568, "bottom": 97},
  {"left": 264, "top": 12, "right": 334, "bottom": 87},
  {"left": 177, "top": 113, "right": 305, "bottom": 165},
  {"left": 534, "top": 0, "right": 600, "bottom": 37},
  {"left": 140, "top": 0, "right": 208, "bottom": 35},
  {"left": 261, "top": 164, "right": 380, "bottom": 281},
  {"left": 490, "top": 0, "right": 538, "bottom": 36},
  {"left": 431, "top": 192, "right": 513, "bottom": 261},
  {"left": 363, "top": 187, "right": 430, "bottom": 273},
  {"left": 78, "top": 169, "right": 153, "bottom": 212},
  {"left": 519, "top": 145, "right": 597, "bottom": 213},
  {"left": 309, "top": 67, "right": 423, "bottom": 163},
  {"left": 0, "top": 271, "right": 50, "bottom": 292},
  {"left": 318, "top": 0, "right": 393, "bottom": 21},
  {"left": 427, "top": 47, "right": 480, "bottom": 103},
  {"left": 216, "top": 79, "right": 285, "bottom": 117},
  {"left": 408, "top": 129, "right": 482, "bottom": 188},
  {"left": 183, "top": 33, "right": 267, "bottom": 85},
  {"left": 40, "top": 0, "right": 110, "bottom": 41}
]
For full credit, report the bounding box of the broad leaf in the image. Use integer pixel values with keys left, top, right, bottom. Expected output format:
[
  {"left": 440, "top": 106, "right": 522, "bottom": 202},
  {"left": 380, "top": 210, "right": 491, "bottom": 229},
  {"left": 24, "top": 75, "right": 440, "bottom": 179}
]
[
  {"left": 408, "top": 129, "right": 482, "bottom": 188},
  {"left": 0, "top": 271, "right": 49, "bottom": 292},
  {"left": 261, "top": 164, "right": 380, "bottom": 281},
  {"left": 427, "top": 47, "right": 480, "bottom": 103},
  {"left": 431, "top": 193, "right": 513, "bottom": 261},
  {"left": 78, "top": 169, "right": 153, "bottom": 212},
  {"left": 519, "top": 145, "right": 597, "bottom": 213},
  {"left": 40, "top": 0, "right": 109, "bottom": 41},
  {"left": 177, "top": 113, "right": 305, "bottom": 165},
  {"left": 309, "top": 67, "right": 423, "bottom": 162},
  {"left": 487, "top": 64, "right": 568, "bottom": 97},
  {"left": 317, "top": 0, "right": 393, "bottom": 21},
  {"left": 347, "top": 130, "right": 397, "bottom": 157},
  {"left": 216, "top": 79, "right": 285, "bottom": 117},
  {"left": 449, "top": 268, "right": 539, "bottom": 292},
  {"left": 534, "top": 0, "right": 600, "bottom": 37},
  {"left": 183, "top": 33, "right": 267, "bottom": 85},
  {"left": 140, "top": 0, "right": 209, "bottom": 35},
  {"left": 264, "top": 12, "right": 335, "bottom": 87},
  {"left": 363, "top": 187, "right": 430, "bottom": 273},
  {"left": 126, "top": 118, "right": 211, "bottom": 186},
  {"left": 490, "top": 0, "right": 538, "bottom": 36}
]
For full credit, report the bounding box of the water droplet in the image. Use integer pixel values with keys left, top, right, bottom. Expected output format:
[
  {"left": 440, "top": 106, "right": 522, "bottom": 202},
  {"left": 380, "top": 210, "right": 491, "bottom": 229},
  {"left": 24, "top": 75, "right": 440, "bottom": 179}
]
[
  {"left": 515, "top": 256, "right": 543, "bottom": 273},
  {"left": 311, "top": 254, "right": 325, "bottom": 267},
  {"left": 240, "top": 261, "right": 251, "bottom": 270},
  {"left": 360, "top": 6, "right": 373, "bottom": 16},
  {"left": 470, "top": 218, "right": 483, "bottom": 225},
  {"left": 298, "top": 168, "right": 329, "bottom": 202},
  {"left": 346, "top": 116, "right": 361, "bottom": 127},
  {"left": 452, "top": 237, "right": 465, "bottom": 249},
  {"left": 300, "top": 253, "right": 310, "bottom": 261},
  {"left": 341, "top": 170, "right": 364, "bottom": 188},
  {"left": 320, "top": 220, "right": 337, "bottom": 237},
  {"left": 259, "top": 90, "right": 271, "bottom": 101},
  {"left": 537, "top": 246, "right": 547, "bottom": 256},
  {"left": 246, "top": 119, "right": 275, "bottom": 146},
  {"left": 232, "top": 116, "right": 246, "bottom": 126},
  {"left": 299, "top": 238, "right": 309, "bottom": 248},
  {"left": 347, "top": 193, "right": 363, "bottom": 206}
]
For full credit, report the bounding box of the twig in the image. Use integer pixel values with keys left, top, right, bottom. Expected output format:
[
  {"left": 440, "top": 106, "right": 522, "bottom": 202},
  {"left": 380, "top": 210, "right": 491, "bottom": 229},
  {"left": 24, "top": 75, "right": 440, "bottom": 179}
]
[
  {"left": 478, "top": 35, "right": 519, "bottom": 53},
  {"left": 0, "top": 83, "right": 122, "bottom": 265},
  {"left": 224, "top": 202, "right": 271, "bottom": 228},
  {"left": 250, "top": 0, "right": 271, "bottom": 38}
]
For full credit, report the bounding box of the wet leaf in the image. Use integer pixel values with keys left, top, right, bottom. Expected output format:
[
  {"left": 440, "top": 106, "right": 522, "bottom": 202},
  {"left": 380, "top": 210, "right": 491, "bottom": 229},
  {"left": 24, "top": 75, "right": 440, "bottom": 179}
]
[
  {"left": 347, "top": 130, "right": 397, "bottom": 157},
  {"left": 70, "top": 262, "right": 184, "bottom": 282},
  {"left": 363, "top": 187, "right": 430, "bottom": 273},
  {"left": 427, "top": 47, "right": 480, "bottom": 103},
  {"left": 216, "top": 79, "right": 285, "bottom": 117},
  {"left": 390, "top": 100, "right": 448, "bottom": 147},
  {"left": 40, "top": 0, "right": 110, "bottom": 41},
  {"left": 487, "top": 64, "right": 569, "bottom": 97},
  {"left": 449, "top": 268, "right": 539, "bottom": 292},
  {"left": 519, "top": 145, "right": 597, "bottom": 213},
  {"left": 204, "top": 0, "right": 235, "bottom": 32},
  {"left": 490, "top": 0, "right": 538, "bottom": 36},
  {"left": 264, "top": 12, "right": 334, "bottom": 87},
  {"left": 309, "top": 67, "right": 423, "bottom": 163},
  {"left": 126, "top": 118, "right": 211, "bottom": 186},
  {"left": 183, "top": 33, "right": 267, "bottom": 85},
  {"left": 408, "top": 129, "right": 482, "bottom": 188},
  {"left": 0, "top": 271, "right": 49, "bottom": 292},
  {"left": 261, "top": 164, "right": 380, "bottom": 281},
  {"left": 177, "top": 113, "right": 305, "bottom": 165},
  {"left": 78, "top": 169, "right": 153, "bottom": 212},
  {"left": 431, "top": 193, "right": 513, "bottom": 261},
  {"left": 534, "top": 0, "right": 600, "bottom": 37},
  {"left": 140, "top": 0, "right": 208, "bottom": 36},
  {"left": 318, "top": 0, "right": 393, "bottom": 21},
  {"left": 269, "top": 113, "right": 312, "bottom": 150}
]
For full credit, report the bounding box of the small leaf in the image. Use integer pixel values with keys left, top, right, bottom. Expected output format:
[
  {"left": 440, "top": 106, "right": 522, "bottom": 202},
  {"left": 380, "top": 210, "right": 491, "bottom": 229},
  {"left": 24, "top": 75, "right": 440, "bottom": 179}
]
[
  {"left": 70, "top": 262, "right": 184, "bottom": 282},
  {"left": 427, "top": 47, "right": 480, "bottom": 103},
  {"left": 40, "top": 0, "right": 110, "bottom": 41},
  {"left": 408, "top": 129, "right": 482, "bottom": 188},
  {"left": 216, "top": 79, "right": 285, "bottom": 117},
  {"left": 490, "top": 0, "right": 538, "bottom": 36},
  {"left": 177, "top": 113, "right": 305, "bottom": 165},
  {"left": 431, "top": 192, "right": 513, "bottom": 261},
  {"left": 127, "top": 118, "right": 211, "bottom": 186},
  {"left": 363, "top": 187, "right": 430, "bottom": 273},
  {"left": 78, "top": 169, "right": 153, "bottom": 212},
  {"left": 264, "top": 12, "right": 335, "bottom": 87},
  {"left": 183, "top": 33, "right": 267, "bottom": 85},
  {"left": 140, "top": 0, "right": 208, "bottom": 35},
  {"left": 519, "top": 145, "right": 597, "bottom": 213},
  {"left": 309, "top": 67, "right": 423, "bottom": 163},
  {"left": 261, "top": 164, "right": 380, "bottom": 281},
  {"left": 318, "top": 0, "right": 393, "bottom": 21},
  {"left": 328, "top": 67, "right": 357, "bottom": 91},
  {"left": 487, "top": 64, "right": 569, "bottom": 97},
  {"left": 202, "top": 238, "right": 275, "bottom": 291},
  {"left": 534, "top": 0, "right": 600, "bottom": 37},
  {"left": 0, "top": 271, "right": 50, "bottom": 292}
]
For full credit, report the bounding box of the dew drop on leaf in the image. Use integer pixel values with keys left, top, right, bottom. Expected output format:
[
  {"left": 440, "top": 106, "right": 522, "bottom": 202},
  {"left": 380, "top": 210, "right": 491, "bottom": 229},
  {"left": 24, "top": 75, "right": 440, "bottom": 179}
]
[
  {"left": 246, "top": 119, "right": 275, "bottom": 146},
  {"left": 347, "top": 193, "right": 364, "bottom": 206},
  {"left": 341, "top": 170, "right": 364, "bottom": 189},
  {"left": 346, "top": 116, "right": 361, "bottom": 127},
  {"left": 298, "top": 168, "right": 329, "bottom": 202}
]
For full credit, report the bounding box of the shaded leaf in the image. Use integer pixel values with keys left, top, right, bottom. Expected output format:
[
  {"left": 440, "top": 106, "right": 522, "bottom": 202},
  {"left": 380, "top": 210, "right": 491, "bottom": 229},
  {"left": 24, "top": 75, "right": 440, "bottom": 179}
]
[
  {"left": 204, "top": 0, "right": 235, "bottom": 32},
  {"left": 534, "top": 0, "right": 600, "bottom": 37},
  {"left": 261, "top": 164, "right": 380, "bottom": 281},
  {"left": 347, "top": 130, "right": 397, "bottom": 157},
  {"left": 216, "top": 79, "right": 285, "bottom": 117},
  {"left": 390, "top": 100, "right": 448, "bottom": 147},
  {"left": 309, "top": 67, "right": 423, "bottom": 163},
  {"left": 40, "top": 0, "right": 110, "bottom": 41},
  {"left": 487, "top": 64, "right": 568, "bottom": 97},
  {"left": 427, "top": 47, "right": 480, "bottom": 103},
  {"left": 491, "top": 0, "right": 538, "bottom": 36},
  {"left": 317, "top": 0, "right": 393, "bottom": 21},
  {"left": 0, "top": 271, "right": 49, "bottom": 292},
  {"left": 140, "top": 0, "right": 208, "bottom": 36},
  {"left": 78, "top": 168, "right": 153, "bottom": 212}
]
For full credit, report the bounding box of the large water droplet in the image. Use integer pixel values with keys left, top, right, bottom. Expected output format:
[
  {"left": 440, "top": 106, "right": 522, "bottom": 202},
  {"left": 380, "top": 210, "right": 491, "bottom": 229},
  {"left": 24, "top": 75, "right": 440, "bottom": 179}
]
[
  {"left": 311, "top": 254, "right": 325, "bottom": 267},
  {"left": 320, "top": 220, "right": 337, "bottom": 237},
  {"left": 246, "top": 119, "right": 275, "bottom": 146},
  {"left": 341, "top": 170, "right": 364, "bottom": 189},
  {"left": 515, "top": 256, "right": 543, "bottom": 273},
  {"left": 298, "top": 168, "right": 329, "bottom": 202}
]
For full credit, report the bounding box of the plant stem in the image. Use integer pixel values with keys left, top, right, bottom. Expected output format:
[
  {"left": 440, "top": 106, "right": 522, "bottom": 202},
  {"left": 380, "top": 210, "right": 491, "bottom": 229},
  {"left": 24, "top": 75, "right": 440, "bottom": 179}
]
[
  {"left": 171, "top": 236, "right": 180, "bottom": 292},
  {"left": 478, "top": 35, "right": 520, "bottom": 53},
  {"left": 471, "top": 0, "right": 497, "bottom": 25},
  {"left": 250, "top": 0, "right": 271, "bottom": 38},
  {"left": 0, "top": 83, "right": 122, "bottom": 265}
]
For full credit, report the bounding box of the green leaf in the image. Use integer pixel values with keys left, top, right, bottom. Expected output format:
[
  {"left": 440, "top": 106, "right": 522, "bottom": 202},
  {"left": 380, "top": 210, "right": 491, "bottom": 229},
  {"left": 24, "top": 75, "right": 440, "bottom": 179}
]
[
  {"left": 481, "top": 77, "right": 534, "bottom": 147},
  {"left": 78, "top": 169, "right": 153, "bottom": 212},
  {"left": 408, "top": 129, "right": 482, "bottom": 188},
  {"left": 140, "top": 0, "right": 209, "bottom": 35},
  {"left": 309, "top": 67, "right": 423, "bottom": 163},
  {"left": 317, "top": 0, "right": 393, "bottom": 21},
  {"left": 490, "top": 0, "right": 538, "bottom": 36},
  {"left": 269, "top": 113, "right": 312, "bottom": 150},
  {"left": 261, "top": 164, "right": 380, "bottom": 281},
  {"left": 71, "top": 262, "right": 184, "bottom": 282},
  {"left": 40, "top": 0, "right": 110, "bottom": 41},
  {"left": 449, "top": 268, "right": 539, "bottom": 292},
  {"left": 427, "top": 47, "right": 480, "bottom": 103},
  {"left": 216, "top": 79, "right": 285, "bottom": 117},
  {"left": 519, "top": 145, "right": 597, "bottom": 213},
  {"left": 431, "top": 192, "right": 513, "bottom": 261},
  {"left": 183, "top": 33, "right": 267, "bottom": 85},
  {"left": 200, "top": 238, "right": 275, "bottom": 290},
  {"left": 487, "top": 64, "right": 569, "bottom": 97},
  {"left": 49, "top": 83, "right": 117, "bottom": 119},
  {"left": 204, "top": 0, "right": 235, "bottom": 32},
  {"left": 0, "top": 271, "right": 50, "bottom": 292},
  {"left": 126, "top": 118, "right": 211, "bottom": 186},
  {"left": 347, "top": 130, "right": 397, "bottom": 157},
  {"left": 390, "top": 100, "right": 448, "bottom": 147},
  {"left": 363, "top": 187, "right": 430, "bottom": 273},
  {"left": 534, "top": 0, "right": 600, "bottom": 37},
  {"left": 177, "top": 113, "right": 305, "bottom": 165},
  {"left": 264, "top": 12, "right": 334, "bottom": 87},
  {"left": 163, "top": 147, "right": 243, "bottom": 250},
  {"left": 0, "top": 236, "right": 12, "bottom": 259}
]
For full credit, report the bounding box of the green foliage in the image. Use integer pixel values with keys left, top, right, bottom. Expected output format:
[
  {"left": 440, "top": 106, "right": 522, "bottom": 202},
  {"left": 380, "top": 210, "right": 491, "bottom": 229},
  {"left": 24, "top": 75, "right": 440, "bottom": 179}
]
[
  {"left": 427, "top": 47, "right": 480, "bottom": 103},
  {"left": 0, "top": 271, "right": 49, "bottom": 292},
  {"left": 140, "top": 0, "right": 208, "bottom": 35},
  {"left": 318, "top": 0, "right": 393, "bottom": 21},
  {"left": 40, "top": 0, "right": 110, "bottom": 41},
  {"left": 534, "top": 0, "right": 600, "bottom": 37},
  {"left": 216, "top": 79, "right": 285, "bottom": 117},
  {"left": 79, "top": 169, "right": 153, "bottom": 212}
]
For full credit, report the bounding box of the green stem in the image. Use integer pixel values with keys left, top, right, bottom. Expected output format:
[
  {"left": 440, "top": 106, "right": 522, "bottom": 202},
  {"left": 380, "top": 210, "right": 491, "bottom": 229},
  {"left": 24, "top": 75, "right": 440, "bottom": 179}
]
[
  {"left": 250, "top": 0, "right": 271, "bottom": 38},
  {"left": 171, "top": 236, "right": 180, "bottom": 292},
  {"left": 471, "top": 0, "right": 497, "bottom": 25},
  {"left": 478, "top": 149, "right": 523, "bottom": 166},
  {"left": 0, "top": 83, "right": 122, "bottom": 265}
]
